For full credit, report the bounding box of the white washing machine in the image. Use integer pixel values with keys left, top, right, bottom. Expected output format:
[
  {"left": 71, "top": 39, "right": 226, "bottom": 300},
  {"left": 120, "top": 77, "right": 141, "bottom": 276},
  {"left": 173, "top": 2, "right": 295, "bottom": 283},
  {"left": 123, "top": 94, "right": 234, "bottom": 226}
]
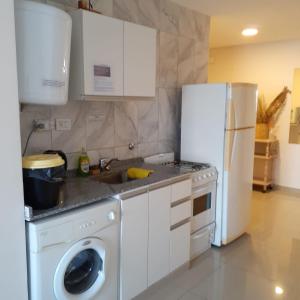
[{"left": 26, "top": 199, "right": 120, "bottom": 300}]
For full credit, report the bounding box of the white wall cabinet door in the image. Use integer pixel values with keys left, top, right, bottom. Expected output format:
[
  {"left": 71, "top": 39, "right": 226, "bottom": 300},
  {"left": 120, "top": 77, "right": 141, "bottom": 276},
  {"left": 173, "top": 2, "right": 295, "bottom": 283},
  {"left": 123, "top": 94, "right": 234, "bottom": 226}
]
[
  {"left": 82, "top": 11, "right": 124, "bottom": 96},
  {"left": 124, "top": 21, "right": 156, "bottom": 97},
  {"left": 120, "top": 193, "right": 148, "bottom": 300},
  {"left": 148, "top": 186, "right": 171, "bottom": 286}
]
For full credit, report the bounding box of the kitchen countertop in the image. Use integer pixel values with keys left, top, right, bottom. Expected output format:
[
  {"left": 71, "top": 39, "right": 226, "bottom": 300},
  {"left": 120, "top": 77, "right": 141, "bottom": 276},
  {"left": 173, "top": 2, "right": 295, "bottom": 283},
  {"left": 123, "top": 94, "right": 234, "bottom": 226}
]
[{"left": 25, "top": 158, "right": 192, "bottom": 221}]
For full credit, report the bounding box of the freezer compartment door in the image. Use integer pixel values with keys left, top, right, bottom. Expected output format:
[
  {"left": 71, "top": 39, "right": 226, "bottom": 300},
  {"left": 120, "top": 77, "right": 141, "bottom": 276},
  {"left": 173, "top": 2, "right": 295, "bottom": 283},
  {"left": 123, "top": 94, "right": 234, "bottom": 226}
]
[
  {"left": 181, "top": 83, "right": 227, "bottom": 166},
  {"left": 226, "top": 83, "right": 258, "bottom": 130},
  {"left": 222, "top": 127, "right": 255, "bottom": 244}
]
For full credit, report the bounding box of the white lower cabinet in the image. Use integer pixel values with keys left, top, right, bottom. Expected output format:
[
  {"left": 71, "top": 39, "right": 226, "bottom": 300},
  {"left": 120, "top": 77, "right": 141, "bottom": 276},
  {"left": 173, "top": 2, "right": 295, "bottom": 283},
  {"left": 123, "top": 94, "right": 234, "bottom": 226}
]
[
  {"left": 170, "top": 222, "right": 191, "bottom": 272},
  {"left": 120, "top": 178, "right": 192, "bottom": 299},
  {"left": 120, "top": 192, "right": 148, "bottom": 300},
  {"left": 148, "top": 186, "right": 171, "bottom": 286}
]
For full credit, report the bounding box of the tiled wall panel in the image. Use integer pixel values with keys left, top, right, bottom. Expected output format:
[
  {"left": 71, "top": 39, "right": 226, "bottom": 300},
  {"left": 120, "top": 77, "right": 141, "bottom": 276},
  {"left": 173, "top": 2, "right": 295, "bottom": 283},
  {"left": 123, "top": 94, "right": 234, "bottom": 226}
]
[{"left": 20, "top": 0, "right": 210, "bottom": 168}]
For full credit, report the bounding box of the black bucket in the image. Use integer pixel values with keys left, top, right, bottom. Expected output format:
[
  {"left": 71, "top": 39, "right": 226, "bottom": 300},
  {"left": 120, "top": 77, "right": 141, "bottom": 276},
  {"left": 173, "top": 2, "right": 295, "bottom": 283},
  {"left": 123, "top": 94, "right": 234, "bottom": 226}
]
[{"left": 22, "top": 155, "right": 66, "bottom": 210}]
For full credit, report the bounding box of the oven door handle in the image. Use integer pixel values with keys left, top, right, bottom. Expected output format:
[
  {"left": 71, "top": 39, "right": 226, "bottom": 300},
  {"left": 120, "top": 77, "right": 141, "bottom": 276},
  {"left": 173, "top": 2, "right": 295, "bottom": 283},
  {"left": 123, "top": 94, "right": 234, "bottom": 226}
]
[{"left": 192, "top": 230, "right": 207, "bottom": 240}]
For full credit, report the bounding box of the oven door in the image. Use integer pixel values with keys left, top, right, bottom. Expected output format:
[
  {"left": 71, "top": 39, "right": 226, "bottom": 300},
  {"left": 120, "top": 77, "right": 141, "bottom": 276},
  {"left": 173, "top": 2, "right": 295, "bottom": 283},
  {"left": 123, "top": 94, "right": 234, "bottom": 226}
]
[{"left": 191, "top": 181, "right": 216, "bottom": 233}]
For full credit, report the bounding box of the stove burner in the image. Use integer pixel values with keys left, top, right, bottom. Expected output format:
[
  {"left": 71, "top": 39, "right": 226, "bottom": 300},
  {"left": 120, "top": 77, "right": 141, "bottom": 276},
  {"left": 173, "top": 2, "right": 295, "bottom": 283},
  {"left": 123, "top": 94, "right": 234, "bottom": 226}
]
[{"left": 163, "top": 160, "right": 211, "bottom": 171}]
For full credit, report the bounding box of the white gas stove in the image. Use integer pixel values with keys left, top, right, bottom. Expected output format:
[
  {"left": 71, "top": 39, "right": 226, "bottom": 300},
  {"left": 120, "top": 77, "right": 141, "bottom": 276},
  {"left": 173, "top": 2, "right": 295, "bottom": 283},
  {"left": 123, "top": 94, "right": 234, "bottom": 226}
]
[
  {"left": 144, "top": 153, "right": 217, "bottom": 187},
  {"left": 164, "top": 160, "right": 217, "bottom": 187}
]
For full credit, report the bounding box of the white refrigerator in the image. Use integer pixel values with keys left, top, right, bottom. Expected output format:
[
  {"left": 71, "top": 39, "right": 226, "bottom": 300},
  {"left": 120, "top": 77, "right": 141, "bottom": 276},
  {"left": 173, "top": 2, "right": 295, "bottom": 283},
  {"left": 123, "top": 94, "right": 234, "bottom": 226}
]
[{"left": 181, "top": 83, "right": 257, "bottom": 246}]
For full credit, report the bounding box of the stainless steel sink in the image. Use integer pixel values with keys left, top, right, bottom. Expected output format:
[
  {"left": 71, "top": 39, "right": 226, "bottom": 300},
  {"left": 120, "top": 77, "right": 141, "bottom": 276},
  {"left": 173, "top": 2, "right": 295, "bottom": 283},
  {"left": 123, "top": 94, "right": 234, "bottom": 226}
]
[{"left": 95, "top": 170, "right": 133, "bottom": 185}]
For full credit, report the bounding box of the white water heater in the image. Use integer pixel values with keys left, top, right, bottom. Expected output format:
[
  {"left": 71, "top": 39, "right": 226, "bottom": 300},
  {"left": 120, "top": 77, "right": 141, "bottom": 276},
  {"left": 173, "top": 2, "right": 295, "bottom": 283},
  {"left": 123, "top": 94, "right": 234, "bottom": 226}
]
[{"left": 15, "top": 0, "right": 72, "bottom": 105}]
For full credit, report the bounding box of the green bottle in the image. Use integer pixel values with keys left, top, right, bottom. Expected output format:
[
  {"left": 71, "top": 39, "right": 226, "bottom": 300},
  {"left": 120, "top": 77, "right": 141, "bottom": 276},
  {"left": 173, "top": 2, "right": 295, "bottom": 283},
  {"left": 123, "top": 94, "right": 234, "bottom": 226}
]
[{"left": 78, "top": 148, "right": 90, "bottom": 177}]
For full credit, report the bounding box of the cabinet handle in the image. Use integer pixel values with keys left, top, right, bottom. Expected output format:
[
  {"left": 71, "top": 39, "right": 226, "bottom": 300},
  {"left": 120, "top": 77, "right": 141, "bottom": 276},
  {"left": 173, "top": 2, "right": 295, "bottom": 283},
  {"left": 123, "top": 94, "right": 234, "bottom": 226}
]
[
  {"left": 118, "top": 187, "right": 148, "bottom": 200},
  {"left": 170, "top": 218, "right": 190, "bottom": 231},
  {"left": 171, "top": 196, "right": 191, "bottom": 208}
]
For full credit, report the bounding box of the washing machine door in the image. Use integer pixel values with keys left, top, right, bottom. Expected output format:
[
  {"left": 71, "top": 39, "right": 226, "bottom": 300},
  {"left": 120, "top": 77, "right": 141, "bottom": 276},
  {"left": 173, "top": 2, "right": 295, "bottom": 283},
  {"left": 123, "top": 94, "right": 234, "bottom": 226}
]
[{"left": 54, "top": 237, "right": 106, "bottom": 300}]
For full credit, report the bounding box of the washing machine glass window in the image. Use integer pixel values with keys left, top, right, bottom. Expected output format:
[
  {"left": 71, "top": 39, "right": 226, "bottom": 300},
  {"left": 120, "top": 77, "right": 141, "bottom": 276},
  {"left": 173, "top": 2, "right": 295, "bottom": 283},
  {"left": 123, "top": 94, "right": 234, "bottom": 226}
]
[
  {"left": 54, "top": 238, "right": 107, "bottom": 300},
  {"left": 64, "top": 248, "right": 103, "bottom": 294}
]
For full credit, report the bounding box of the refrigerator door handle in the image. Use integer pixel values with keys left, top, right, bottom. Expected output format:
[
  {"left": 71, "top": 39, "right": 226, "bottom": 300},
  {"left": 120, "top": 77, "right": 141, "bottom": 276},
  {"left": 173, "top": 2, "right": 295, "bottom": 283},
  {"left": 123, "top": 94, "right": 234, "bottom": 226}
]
[
  {"left": 224, "top": 130, "right": 236, "bottom": 171},
  {"left": 226, "top": 91, "right": 236, "bottom": 129}
]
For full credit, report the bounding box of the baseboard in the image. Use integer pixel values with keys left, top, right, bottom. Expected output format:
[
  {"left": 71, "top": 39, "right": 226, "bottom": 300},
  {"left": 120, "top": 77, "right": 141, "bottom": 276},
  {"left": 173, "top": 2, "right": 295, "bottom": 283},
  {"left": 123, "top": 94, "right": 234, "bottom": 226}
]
[{"left": 273, "top": 185, "right": 300, "bottom": 197}]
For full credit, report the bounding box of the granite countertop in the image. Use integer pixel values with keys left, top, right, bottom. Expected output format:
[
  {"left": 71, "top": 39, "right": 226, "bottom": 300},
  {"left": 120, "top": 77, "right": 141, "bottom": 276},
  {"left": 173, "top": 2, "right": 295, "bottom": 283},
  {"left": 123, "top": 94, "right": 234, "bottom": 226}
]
[{"left": 25, "top": 158, "right": 192, "bottom": 222}]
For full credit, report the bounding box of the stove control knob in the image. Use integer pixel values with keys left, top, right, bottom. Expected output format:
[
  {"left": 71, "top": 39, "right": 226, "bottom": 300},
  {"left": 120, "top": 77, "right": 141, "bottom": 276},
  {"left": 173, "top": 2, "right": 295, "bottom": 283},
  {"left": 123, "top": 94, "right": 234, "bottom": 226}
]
[{"left": 203, "top": 174, "right": 207, "bottom": 178}]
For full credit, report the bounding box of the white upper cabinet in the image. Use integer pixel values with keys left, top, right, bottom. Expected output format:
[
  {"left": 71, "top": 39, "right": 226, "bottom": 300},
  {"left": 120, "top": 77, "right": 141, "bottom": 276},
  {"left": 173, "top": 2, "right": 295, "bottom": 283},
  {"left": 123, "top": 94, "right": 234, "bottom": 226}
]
[
  {"left": 69, "top": 10, "right": 124, "bottom": 99},
  {"left": 69, "top": 10, "right": 156, "bottom": 100},
  {"left": 82, "top": 11, "right": 124, "bottom": 97},
  {"left": 124, "top": 22, "right": 156, "bottom": 97}
]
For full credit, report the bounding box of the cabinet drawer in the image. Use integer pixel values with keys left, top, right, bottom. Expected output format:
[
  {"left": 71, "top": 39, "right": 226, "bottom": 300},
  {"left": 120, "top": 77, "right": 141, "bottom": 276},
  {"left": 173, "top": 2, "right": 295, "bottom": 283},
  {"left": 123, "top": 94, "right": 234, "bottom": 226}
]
[
  {"left": 190, "top": 226, "right": 212, "bottom": 260},
  {"left": 171, "top": 179, "right": 192, "bottom": 203},
  {"left": 171, "top": 200, "right": 191, "bottom": 226},
  {"left": 170, "top": 222, "right": 191, "bottom": 272}
]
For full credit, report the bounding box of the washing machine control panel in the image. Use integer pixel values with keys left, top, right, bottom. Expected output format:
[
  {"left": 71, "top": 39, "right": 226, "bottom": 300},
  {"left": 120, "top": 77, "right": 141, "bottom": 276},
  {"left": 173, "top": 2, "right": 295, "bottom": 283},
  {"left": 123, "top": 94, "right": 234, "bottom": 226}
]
[
  {"left": 76, "top": 209, "right": 118, "bottom": 238},
  {"left": 79, "top": 220, "right": 96, "bottom": 230},
  {"left": 30, "top": 200, "right": 120, "bottom": 252}
]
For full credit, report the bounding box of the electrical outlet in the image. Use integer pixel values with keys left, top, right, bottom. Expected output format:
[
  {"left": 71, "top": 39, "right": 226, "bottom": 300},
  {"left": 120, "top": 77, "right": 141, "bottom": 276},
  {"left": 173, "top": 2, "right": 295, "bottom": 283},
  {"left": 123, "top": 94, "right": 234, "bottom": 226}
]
[
  {"left": 33, "top": 119, "right": 52, "bottom": 131},
  {"left": 55, "top": 118, "right": 72, "bottom": 131}
]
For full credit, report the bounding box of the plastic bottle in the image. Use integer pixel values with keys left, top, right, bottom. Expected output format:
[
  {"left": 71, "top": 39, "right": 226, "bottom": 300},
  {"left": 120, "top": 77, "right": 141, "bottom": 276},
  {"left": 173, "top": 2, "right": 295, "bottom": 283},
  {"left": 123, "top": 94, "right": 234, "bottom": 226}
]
[{"left": 78, "top": 148, "right": 90, "bottom": 177}]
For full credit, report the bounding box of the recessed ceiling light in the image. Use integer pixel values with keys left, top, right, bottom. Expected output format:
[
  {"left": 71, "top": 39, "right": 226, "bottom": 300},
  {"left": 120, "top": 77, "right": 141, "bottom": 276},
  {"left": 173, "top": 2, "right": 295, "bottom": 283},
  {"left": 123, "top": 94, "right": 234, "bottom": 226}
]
[
  {"left": 275, "top": 286, "right": 284, "bottom": 295},
  {"left": 242, "top": 28, "right": 258, "bottom": 37}
]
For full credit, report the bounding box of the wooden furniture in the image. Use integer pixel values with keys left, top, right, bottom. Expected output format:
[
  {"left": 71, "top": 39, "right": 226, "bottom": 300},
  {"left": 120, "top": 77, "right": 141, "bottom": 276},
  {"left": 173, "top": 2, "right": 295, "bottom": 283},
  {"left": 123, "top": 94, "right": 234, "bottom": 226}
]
[{"left": 253, "top": 139, "right": 279, "bottom": 192}]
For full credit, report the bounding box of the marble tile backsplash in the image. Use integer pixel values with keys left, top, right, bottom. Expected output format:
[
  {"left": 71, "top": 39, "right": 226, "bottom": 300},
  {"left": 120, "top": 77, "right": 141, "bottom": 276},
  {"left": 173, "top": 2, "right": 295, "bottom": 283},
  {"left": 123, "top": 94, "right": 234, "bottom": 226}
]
[{"left": 20, "top": 0, "right": 210, "bottom": 169}]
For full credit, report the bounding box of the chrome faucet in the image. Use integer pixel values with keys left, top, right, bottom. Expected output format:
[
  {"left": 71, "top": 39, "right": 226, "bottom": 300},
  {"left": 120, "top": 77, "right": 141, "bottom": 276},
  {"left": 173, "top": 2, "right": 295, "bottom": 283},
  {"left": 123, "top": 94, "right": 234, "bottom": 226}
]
[{"left": 99, "top": 158, "right": 119, "bottom": 172}]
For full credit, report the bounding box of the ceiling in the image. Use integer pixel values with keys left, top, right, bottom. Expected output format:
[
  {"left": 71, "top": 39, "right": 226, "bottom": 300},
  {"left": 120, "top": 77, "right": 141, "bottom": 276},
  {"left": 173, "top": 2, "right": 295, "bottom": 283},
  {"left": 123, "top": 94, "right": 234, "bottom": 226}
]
[{"left": 171, "top": 0, "right": 300, "bottom": 48}]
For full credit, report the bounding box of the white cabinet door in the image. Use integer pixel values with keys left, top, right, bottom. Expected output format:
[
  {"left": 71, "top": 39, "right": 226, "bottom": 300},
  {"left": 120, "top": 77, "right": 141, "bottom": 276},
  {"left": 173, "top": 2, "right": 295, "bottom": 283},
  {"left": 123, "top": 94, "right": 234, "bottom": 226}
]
[
  {"left": 124, "top": 22, "right": 156, "bottom": 97},
  {"left": 120, "top": 193, "right": 148, "bottom": 300},
  {"left": 148, "top": 186, "right": 171, "bottom": 286},
  {"left": 82, "top": 11, "right": 124, "bottom": 96},
  {"left": 170, "top": 222, "right": 191, "bottom": 272}
]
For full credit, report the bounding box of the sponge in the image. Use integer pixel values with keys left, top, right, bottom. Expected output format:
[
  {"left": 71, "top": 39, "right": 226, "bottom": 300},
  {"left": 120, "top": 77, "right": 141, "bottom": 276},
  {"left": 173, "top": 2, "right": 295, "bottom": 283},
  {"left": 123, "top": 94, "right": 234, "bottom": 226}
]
[{"left": 127, "top": 167, "right": 154, "bottom": 179}]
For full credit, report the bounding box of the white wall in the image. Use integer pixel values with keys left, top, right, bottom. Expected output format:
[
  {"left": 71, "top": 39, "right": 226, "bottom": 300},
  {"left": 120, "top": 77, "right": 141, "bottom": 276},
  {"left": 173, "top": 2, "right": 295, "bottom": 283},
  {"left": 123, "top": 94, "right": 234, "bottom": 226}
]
[
  {"left": 0, "top": 1, "right": 28, "bottom": 299},
  {"left": 209, "top": 40, "right": 300, "bottom": 189}
]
